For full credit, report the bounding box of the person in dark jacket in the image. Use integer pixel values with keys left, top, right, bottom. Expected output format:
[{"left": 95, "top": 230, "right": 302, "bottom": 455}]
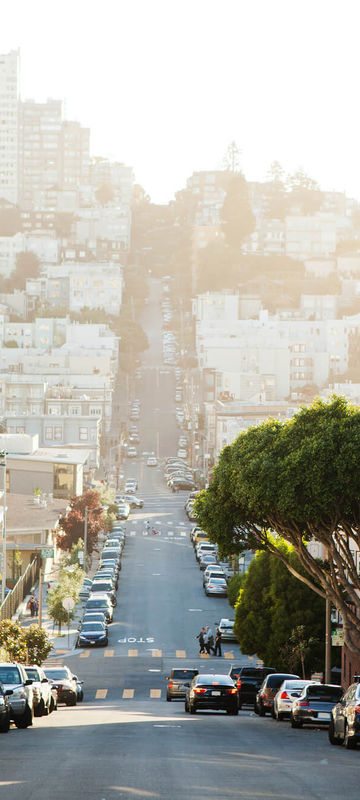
[
  {"left": 213, "top": 627, "right": 222, "bottom": 657},
  {"left": 195, "top": 627, "right": 206, "bottom": 654}
]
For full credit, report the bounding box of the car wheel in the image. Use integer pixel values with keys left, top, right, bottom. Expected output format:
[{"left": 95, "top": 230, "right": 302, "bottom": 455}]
[
  {"left": 166, "top": 693, "right": 171, "bottom": 702},
  {"left": 227, "top": 706, "right": 238, "bottom": 715},
  {"left": 189, "top": 703, "right": 196, "bottom": 714},
  {"left": 184, "top": 700, "right": 189, "bottom": 712},
  {"left": 78, "top": 690, "right": 84, "bottom": 703},
  {"left": 290, "top": 715, "right": 302, "bottom": 729},
  {"left": 271, "top": 706, "right": 276, "bottom": 719},
  {"left": 15, "top": 704, "right": 33, "bottom": 728},
  {"left": 66, "top": 696, "right": 77, "bottom": 707},
  {"left": 344, "top": 722, "right": 357, "bottom": 749},
  {"left": 104, "top": 638, "right": 108, "bottom": 646},
  {"left": 328, "top": 720, "right": 342, "bottom": 745},
  {"left": 258, "top": 702, "right": 266, "bottom": 717},
  {"left": 0, "top": 715, "right": 10, "bottom": 733},
  {"left": 34, "top": 699, "right": 44, "bottom": 717},
  {"left": 49, "top": 696, "right": 55, "bottom": 713},
  {"left": 277, "top": 711, "right": 284, "bottom": 721},
  {"left": 42, "top": 699, "right": 50, "bottom": 716}
]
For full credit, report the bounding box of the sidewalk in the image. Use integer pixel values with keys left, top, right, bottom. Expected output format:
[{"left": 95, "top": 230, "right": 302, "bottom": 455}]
[{"left": 15, "top": 550, "right": 100, "bottom": 659}]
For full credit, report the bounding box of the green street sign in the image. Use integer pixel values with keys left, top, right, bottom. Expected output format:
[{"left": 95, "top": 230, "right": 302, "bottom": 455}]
[{"left": 41, "top": 547, "right": 54, "bottom": 559}]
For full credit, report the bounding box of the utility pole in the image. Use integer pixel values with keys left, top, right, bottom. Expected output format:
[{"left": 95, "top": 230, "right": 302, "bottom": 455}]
[
  {"left": 0, "top": 451, "right": 7, "bottom": 605},
  {"left": 84, "top": 506, "right": 88, "bottom": 574},
  {"left": 38, "top": 562, "right": 43, "bottom": 627}
]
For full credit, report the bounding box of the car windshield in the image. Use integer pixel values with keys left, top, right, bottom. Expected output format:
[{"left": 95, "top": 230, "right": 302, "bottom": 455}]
[
  {"left": 306, "top": 685, "right": 343, "bottom": 702},
  {"left": 25, "top": 668, "right": 40, "bottom": 680},
  {"left": 91, "top": 583, "right": 112, "bottom": 590},
  {"left": 267, "top": 674, "right": 299, "bottom": 688},
  {"left": 172, "top": 670, "right": 197, "bottom": 680},
  {"left": 44, "top": 669, "right": 69, "bottom": 680},
  {"left": 81, "top": 622, "right": 105, "bottom": 631},
  {"left": 210, "top": 578, "right": 226, "bottom": 583},
  {"left": 0, "top": 666, "right": 22, "bottom": 684},
  {"left": 197, "top": 675, "right": 232, "bottom": 686},
  {"left": 87, "top": 599, "right": 109, "bottom": 608},
  {"left": 285, "top": 681, "right": 310, "bottom": 690},
  {"left": 83, "top": 614, "right": 105, "bottom": 622}
]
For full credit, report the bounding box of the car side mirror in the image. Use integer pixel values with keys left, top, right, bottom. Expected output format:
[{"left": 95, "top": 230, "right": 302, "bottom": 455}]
[
  {"left": 73, "top": 675, "right": 78, "bottom": 681},
  {"left": 5, "top": 689, "right": 13, "bottom": 696},
  {"left": 41, "top": 678, "right": 48, "bottom": 683},
  {"left": 25, "top": 679, "right": 33, "bottom": 685}
]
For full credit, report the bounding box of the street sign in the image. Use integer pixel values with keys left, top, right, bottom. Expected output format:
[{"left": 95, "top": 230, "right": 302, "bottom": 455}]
[
  {"left": 41, "top": 547, "right": 54, "bottom": 559},
  {"left": 78, "top": 551, "right": 84, "bottom": 564},
  {"left": 62, "top": 596, "right": 75, "bottom": 612},
  {"left": 331, "top": 628, "right": 344, "bottom": 646}
]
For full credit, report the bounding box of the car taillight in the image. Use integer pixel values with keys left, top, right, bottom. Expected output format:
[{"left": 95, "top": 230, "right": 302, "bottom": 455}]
[
  {"left": 237, "top": 679, "right": 242, "bottom": 689},
  {"left": 194, "top": 688, "right": 207, "bottom": 694},
  {"left": 280, "top": 691, "right": 289, "bottom": 699},
  {"left": 299, "top": 701, "right": 309, "bottom": 706},
  {"left": 261, "top": 692, "right": 266, "bottom": 699},
  {"left": 227, "top": 688, "right": 237, "bottom": 694},
  {"left": 168, "top": 682, "right": 173, "bottom": 689}
]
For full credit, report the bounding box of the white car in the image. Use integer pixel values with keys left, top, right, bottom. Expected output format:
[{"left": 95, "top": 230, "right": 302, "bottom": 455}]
[
  {"left": 273, "top": 679, "right": 317, "bottom": 720},
  {"left": 127, "top": 447, "right": 137, "bottom": 458},
  {"left": 218, "top": 618, "right": 237, "bottom": 642},
  {"left": 147, "top": 456, "right": 158, "bottom": 467},
  {"left": 125, "top": 480, "right": 137, "bottom": 493}
]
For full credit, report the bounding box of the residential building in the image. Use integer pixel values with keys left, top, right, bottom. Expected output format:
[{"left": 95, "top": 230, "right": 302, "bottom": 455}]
[
  {"left": 4, "top": 413, "right": 100, "bottom": 468},
  {"left": 0, "top": 50, "right": 20, "bottom": 205},
  {"left": 1, "top": 493, "right": 67, "bottom": 577},
  {"left": 0, "top": 433, "right": 89, "bottom": 498},
  {"left": 285, "top": 214, "right": 337, "bottom": 259},
  {"left": 89, "top": 158, "right": 133, "bottom": 205},
  {"left": 60, "top": 120, "right": 90, "bottom": 191},
  {"left": 186, "top": 170, "right": 229, "bottom": 226}
]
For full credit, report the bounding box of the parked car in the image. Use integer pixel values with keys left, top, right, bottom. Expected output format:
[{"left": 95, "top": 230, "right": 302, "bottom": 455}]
[
  {"left": 0, "top": 662, "right": 34, "bottom": 728},
  {"left": 77, "top": 620, "right": 108, "bottom": 648},
  {"left": 229, "top": 666, "right": 276, "bottom": 709},
  {"left": 203, "top": 569, "right": 227, "bottom": 587},
  {"left": 89, "top": 581, "right": 117, "bottom": 606},
  {"left": 255, "top": 672, "right": 299, "bottom": 715},
  {"left": 24, "top": 665, "right": 53, "bottom": 716},
  {"left": 291, "top": 683, "right": 344, "bottom": 729},
  {"left": 273, "top": 679, "right": 316, "bottom": 720},
  {"left": 116, "top": 503, "right": 131, "bottom": 520},
  {"left": 125, "top": 480, "right": 138, "bottom": 493},
  {"left": 82, "top": 611, "right": 108, "bottom": 628},
  {"left": 169, "top": 477, "right": 197, "bottom": 492},
  {"left": 204, "top": 577, "right": 228, "bottom": 596},
  {"left": 127, "top": 447, "right": 137, "bottom": 458},
  {"left": 0, "top": 681, "right": 12, "bottom": 733},
  {"left": 329, "top": 681, "right": 360, "bottom": 748},
  {"left": 218, "top": 619, "right": 237, "bottom": 642},
  {"left": 185, "top": 673, "right": 238, "bottom": 715},
  {"left": 199, "top": 554, "right": 219, "bottom": 571},
  {"left": 165, "top": 668, "right": 199, "bottom": 701},
  {"left": 44, "top": 666, "right": 77, "bottom": 706},
  {"left": 85, "top": 594, "right": 114, "bottom": 622}
]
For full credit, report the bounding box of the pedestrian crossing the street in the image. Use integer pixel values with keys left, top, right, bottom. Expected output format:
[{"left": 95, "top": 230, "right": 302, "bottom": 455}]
[{"left": 75, "top": 648, "right": 236, "bottom": 660}]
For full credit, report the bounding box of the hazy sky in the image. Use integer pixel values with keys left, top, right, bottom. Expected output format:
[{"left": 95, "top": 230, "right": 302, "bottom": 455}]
[{"left": 2, "top": 0, "right": 360, "bottom": 203}]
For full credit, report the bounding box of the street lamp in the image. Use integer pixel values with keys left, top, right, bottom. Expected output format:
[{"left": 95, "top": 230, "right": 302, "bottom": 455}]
[{"left": 0, "top": 450, "right": 7, "bottom": 605}]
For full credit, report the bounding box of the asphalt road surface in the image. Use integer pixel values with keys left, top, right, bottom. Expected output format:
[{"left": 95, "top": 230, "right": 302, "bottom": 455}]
[{"left": 1, "top": 283, "right": 359, "bottom": 799}]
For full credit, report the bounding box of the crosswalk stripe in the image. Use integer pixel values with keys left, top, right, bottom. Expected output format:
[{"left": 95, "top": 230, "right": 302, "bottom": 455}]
[
  {"left": 128, "top": 649, "right": 138, "bottom": 657},
  {"left": 122, "top": 689, "right": 134, "bottom": 699},
  {"left": 224, "top": 652, "right": 234, "bottom": 659},
  {"left": 152, "top": 649, "right": 162, "bottom": 657},
  {"left": 104, "top": 650, "right": 114, "bottom": 657},
  {"left": 79, "top": 651, "right": 90, "bottom": 658},
  {"left": 150, "top": 689, "right": 161, "bottom": 698},
  {"left": 200, "top": 652, "right": 210, "bottom": 658},
  {"left": 176, "top": 650, "right": 186, "bottom": 658},
  {"left": 96, "top": 689, "right": 107, "bottom": 699}
]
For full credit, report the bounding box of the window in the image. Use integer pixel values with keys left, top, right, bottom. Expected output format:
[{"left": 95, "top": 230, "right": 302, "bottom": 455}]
[
  {"left": 79, "top": 426, "right": 88, "bottom": 441},
  {"left": 16, "top": 426, "right": 25, "bottom": 434},
  {"left": 53, "top": 463, "right": 74, "bottom": 498},
  {"left": 45, "top": 426, "right": 53, "bottom": 440},
  {"left": 69, "top": 406, "right": 80, "bottom": 415},
  {"left": 54, "top": 426, "right": 62, "bottom": 441}
]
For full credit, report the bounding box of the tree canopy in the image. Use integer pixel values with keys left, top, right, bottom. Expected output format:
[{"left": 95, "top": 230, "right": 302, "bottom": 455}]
[
  {"left": 194, "top": 396, "right": 360, "bottom": 654},
  {"left": 57, "top": 490, "right": 105, "bottom": 554}
]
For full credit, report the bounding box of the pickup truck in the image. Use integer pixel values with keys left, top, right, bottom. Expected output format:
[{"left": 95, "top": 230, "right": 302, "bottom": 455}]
[{"left": 228, "top": 665, "right": 276, "bottom": 708}]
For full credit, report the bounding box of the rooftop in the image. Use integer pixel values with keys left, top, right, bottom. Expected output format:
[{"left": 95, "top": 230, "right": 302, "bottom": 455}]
[{"left": 4, "top": 493, "right": 67, "bottom": 532}]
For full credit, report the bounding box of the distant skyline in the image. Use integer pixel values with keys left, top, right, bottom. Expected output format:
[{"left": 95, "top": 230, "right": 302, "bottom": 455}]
[{"left": 2, "top": 0, "right": 360, "bottom": 203}]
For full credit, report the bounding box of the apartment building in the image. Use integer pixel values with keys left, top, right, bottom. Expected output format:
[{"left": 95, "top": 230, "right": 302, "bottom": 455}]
[
  {"left": 60, "top": 120, "right": 90, "bottom": 191},
  {"left": 0, "top": 50, "right": 20, "bottom": 205},
  {"left": 4, "top": 413, "right": 100, "bottom": 468},
  {"left": 74, "top": 207, "right": 131, "bottom": 251},
  {"left": 18, "top": 99, "right": 63, "bottom": 209},
  {"left": 89, "top": 159, "right": 133, "bottom": 205},
  {"left": 186, "top": 171, "right": 229, "bottom": 226}
]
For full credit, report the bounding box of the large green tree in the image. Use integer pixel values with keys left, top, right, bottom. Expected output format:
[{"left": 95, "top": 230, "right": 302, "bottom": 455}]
[
  {"left": 221, "top": 173, "right": 254, "bottom": 251},
  {"left": 234, "top": 546, "right": 326, "bottom": 673},
  {"left": 194, "top": 396, "right": 360, "bottom": 654}
]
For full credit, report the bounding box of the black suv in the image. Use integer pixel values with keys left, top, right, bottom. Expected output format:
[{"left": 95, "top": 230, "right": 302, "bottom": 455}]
[
  {"left": 228, "top": 665, "right": 276, "bottom": 709},
  {"left": 0, "top": 681, "right": 11, "bottom": 733}
]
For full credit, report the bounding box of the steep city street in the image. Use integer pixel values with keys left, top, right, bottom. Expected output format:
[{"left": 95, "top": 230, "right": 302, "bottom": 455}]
[{"left": 0, "top": 281, "right": 359, "bottom": 800}]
